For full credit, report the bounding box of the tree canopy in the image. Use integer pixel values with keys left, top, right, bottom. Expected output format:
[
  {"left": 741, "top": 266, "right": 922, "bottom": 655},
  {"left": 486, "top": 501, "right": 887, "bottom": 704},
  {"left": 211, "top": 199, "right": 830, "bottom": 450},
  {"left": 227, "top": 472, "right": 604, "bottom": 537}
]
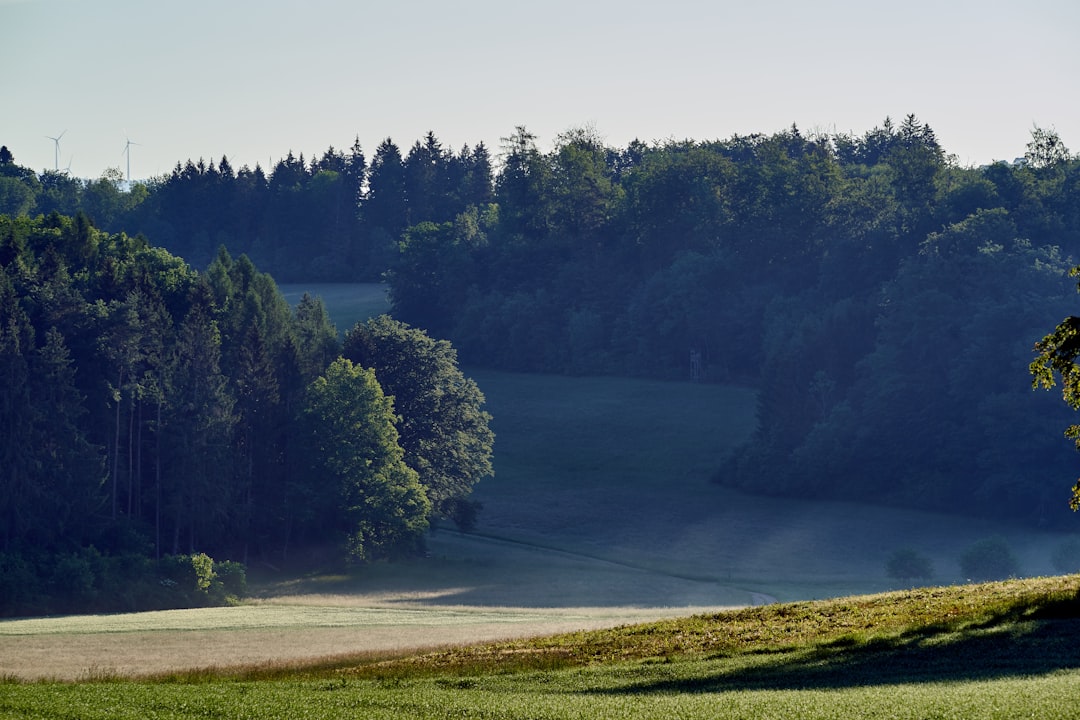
[
  {"left": 1031, "top": 266, "right": 1080, "bottom": 509},
  {"left": 300, "top": 357, "right": 430, "bottom": 561},
  {"left": 343, "top": 315, "right": 494, "bottom": 528},
  {"left": 3, "top": 117, "right": 1079, "bottom": 528},
  {"left": 0, "top": 212, "right": 491, "bottom": 614}
]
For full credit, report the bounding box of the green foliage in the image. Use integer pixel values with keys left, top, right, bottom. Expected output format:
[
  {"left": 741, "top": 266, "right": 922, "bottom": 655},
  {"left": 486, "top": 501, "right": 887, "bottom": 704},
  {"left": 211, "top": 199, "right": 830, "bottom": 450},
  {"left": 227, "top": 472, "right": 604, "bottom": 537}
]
[
  {"left": 190, "top": 552, "right": 215, "bottom": 592},
  {"left": 159, "top": 553, "right": 215, "bottom": 603},
  {"left": 0, "top": 547, "right": 247, "bottom": 616},
  {"left": 884, "top": 548, "right": 934, "bottom": 582},
  {"left": 4, "top": 578, "right": 1080, "bottom": 719},
  {"left": 1031, "top": 266, "right": 1080, "bottom": 510},
  {"left": 0, "top": 551, "right": 40, "bottom": 613},
  {"left": 300, "top": 357, "right": 430, "bottom": 561},
  {"left": 959, "top": 537, "right": 1020, "bottom": 581},
  {"left": 156, "top": 553, "right": 251, "bottom": 608},
  {"left": 1025, "top": 125, "right": 1072, "bottom": 169},
  {"left": 0, "top": 213, "right": 460, "bottom": 614},
  {"left": 3, "top": 115, "right": 1079, "bottom": 545},
  {"left": 728, "top": 231, "right": 1075, "bottom": 520},
  {"left": 212, "top": 560, "right": 248, "bottom": 603},
  {"left": 342, "top": 316, "right": 493, "bottom": 525}
]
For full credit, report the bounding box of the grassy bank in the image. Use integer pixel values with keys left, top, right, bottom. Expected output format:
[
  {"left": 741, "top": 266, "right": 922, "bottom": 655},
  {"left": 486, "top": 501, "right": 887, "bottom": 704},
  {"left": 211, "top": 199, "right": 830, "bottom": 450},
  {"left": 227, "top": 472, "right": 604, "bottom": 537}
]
[
  {"left": 465, "top": 369, "right": 1079, "bottom": 602},
  {"left": 3, "top": 576, "right": 1079, "bottom": 719}
]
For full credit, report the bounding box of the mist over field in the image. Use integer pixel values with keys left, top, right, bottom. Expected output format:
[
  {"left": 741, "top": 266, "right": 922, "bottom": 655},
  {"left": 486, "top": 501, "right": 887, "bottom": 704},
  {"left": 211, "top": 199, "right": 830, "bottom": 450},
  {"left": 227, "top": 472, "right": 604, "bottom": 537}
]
[
  {"left": 6, "top": 358, "right": 1078, "bottom": 680},
  {"left": 429, "top": 370, "right": 1079, "bottom": 604}
]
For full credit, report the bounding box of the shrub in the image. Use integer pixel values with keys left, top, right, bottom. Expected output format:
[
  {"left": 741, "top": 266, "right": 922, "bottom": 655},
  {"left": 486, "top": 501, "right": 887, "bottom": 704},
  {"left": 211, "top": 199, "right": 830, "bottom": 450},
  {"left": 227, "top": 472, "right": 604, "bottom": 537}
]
[
  {"left": 190, "top": 552, "right": 216, "bottom": 592},
  {"left": 210, "top": 560, "right": 247, "bottom": 604},
  {"left": 97, "top": 552, "right": 159, "bottom": 612},
  {"left": 960, "top": 537, "right": 1020, "bottom": 581},
  {"left": 1051, "top": 539, "right": 1080, "bottom": 574},
  {"left": 444, "top": 497, "right": 483, "bottom": 532},
  {"left": 159, "top": 554, "right": 247, "bottom": 607},
  {"left": 0, "top": 551, "right": 43, "bottom": 616},
  {"left": 886, "top": 548, "right": 934, "bottom": 582},
  {"left": 48, "top": 550, "right": 99, "bottom": 608},
  {"left": 0, "top": 548, "right": 246, "bottom": 617},
  {"left": 159, "top": 553, "right": 216, "bottom": 605}
]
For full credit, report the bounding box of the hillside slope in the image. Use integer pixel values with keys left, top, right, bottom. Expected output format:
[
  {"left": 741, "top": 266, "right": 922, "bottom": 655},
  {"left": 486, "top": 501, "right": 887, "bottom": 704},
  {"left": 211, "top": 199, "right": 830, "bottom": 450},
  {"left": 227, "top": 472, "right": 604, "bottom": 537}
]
[{"left": 458, "top": 370, "right": 1080, "bottom": 602}]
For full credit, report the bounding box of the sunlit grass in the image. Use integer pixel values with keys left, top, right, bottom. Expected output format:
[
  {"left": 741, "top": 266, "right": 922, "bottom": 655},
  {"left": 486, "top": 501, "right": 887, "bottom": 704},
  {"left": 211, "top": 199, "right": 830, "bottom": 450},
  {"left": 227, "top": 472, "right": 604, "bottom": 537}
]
[
  {"left": 0, "top": 597, "right": 713, "bottom": 681},
  {"left": 333, "top": 574, "right": 1080, "bottom": 678},
  {"left": 3, "top": 577, "right": 1079, "bottom": 719},
  {"left": 0, "top": 604, "right": 597, "bottom": 637}
]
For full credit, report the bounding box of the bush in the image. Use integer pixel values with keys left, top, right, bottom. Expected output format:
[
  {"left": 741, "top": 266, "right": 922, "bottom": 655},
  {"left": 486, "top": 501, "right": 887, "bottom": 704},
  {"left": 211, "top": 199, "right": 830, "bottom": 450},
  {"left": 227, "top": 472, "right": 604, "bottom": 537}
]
[
  {"left": 886, "top": 548, "right": 934, "bottom": 582},
  {"left": 190, "top": 552, "right": 216, "bottom": 592},
  {"left": 444, "top": 497, "right": 483, "bottom": 533},
  {"left": 960, "top": 536, "right": 1020, "bottom": 581},
  {"left": 0, "top": 548, "right": 247, "bottom": 617},
  {"left": 97, "top": 552, "right": 159, "bottom": 612},
  {"left": 48, "top": 549, "right": 99, "bottom": 608},
  {"left": 159, "top": 553, "right": 247, "bottom": 607},
  {"left": 1051, "top": 539, "right": 1080, "bottom": 574},
  {"left": 210, "top": 560, "right": 247, "bottom": 604},
  {"left": 0, "top": 551, "right": 43, "bottom": 615},
  {"left": 159, "top": 553, "right": 217, "bottom": 605}
]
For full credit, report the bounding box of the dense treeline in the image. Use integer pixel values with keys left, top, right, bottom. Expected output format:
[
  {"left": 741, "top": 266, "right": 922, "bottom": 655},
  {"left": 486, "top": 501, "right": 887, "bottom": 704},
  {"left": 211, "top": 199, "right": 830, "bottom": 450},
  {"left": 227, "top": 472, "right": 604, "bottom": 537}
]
[
  {"left": 0, "top": 212, "right": 491, "bottom": 614},
  {"left": 395, "top": 120, "right": 1080, "bottom": 526},
  {"left": 3, "top": 117, "right": 1079, "bottom": 526},
  {"left": 0, "top": 135, "right": 493, "bottom": 282}
]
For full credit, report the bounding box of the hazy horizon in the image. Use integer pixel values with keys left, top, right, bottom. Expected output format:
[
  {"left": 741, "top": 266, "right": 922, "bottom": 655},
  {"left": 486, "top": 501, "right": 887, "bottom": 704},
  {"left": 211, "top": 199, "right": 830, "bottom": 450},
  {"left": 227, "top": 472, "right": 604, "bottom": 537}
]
[{"left": 4, "top": 0, "right": 1079, "bottom": 180}]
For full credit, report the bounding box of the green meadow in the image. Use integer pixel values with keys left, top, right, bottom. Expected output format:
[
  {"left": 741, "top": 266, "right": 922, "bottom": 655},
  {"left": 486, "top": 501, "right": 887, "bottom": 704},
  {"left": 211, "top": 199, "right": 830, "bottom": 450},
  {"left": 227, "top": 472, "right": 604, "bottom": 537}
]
[
  {"left": 3, "top": 577, "right": 1080, "bottom": 719},
  {"left": 5, "top": 283, "right": 1080, "bottom": 717}
]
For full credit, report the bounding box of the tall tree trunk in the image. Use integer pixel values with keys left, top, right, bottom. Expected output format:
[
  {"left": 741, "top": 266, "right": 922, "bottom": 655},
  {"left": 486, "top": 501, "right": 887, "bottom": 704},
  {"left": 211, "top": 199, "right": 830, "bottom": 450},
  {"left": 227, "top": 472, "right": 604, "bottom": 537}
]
[
  {"left": 155, "top": 394, "right": 162, "bottom": 559},
  {"left": 135, "top": 399, "right": 143, "bottom": 520},
  {"left": 126, "top": 394, "right": 135, "bottom": 516},
  {"left": 111, "top": 366, "right": 123, "bottom": 520}
]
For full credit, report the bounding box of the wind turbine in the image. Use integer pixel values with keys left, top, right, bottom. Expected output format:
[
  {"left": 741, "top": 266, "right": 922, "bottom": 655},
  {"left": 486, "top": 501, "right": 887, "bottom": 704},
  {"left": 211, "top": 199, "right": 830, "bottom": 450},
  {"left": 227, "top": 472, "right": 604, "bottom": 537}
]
[
  {"left": 45, "top": 130, "right": 66, "bottom": 171},
  {"left": 121, "top": 135, "right": 141, "bottom": 184}
]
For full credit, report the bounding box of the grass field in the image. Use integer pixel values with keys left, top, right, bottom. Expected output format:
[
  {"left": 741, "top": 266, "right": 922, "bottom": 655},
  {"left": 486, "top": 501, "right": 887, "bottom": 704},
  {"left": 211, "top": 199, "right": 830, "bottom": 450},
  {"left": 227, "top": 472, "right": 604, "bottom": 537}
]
[
  {"left": 463, "top": 369, "right": 1078, "bottom": 602},
  {"left": 3, "top": 577, "right": 1080, "bottom": 718},
  {"left": 6, "top": 283, "right": 1080, "bottom": 716}
]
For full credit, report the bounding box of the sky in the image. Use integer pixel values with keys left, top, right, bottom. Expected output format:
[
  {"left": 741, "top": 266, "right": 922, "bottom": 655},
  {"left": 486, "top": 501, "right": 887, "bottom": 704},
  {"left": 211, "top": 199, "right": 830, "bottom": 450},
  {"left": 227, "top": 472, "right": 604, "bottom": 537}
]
[{"left": 3, "top": 0, "right": 1079, "bottom": 180}]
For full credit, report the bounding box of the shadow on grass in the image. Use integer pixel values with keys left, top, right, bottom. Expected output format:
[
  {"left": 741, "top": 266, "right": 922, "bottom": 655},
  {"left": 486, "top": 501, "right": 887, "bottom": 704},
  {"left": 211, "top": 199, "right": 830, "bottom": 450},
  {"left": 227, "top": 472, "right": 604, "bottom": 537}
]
[{"left": 590, "top": 609, "right": 1080, "bottom": 694}]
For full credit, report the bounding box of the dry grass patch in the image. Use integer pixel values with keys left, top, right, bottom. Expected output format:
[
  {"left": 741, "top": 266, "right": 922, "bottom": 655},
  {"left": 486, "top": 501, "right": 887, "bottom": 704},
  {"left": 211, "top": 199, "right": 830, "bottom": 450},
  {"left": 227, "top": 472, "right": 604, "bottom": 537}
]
[{"left": 0, "top": 602, "right": 726, "bottom": 681}]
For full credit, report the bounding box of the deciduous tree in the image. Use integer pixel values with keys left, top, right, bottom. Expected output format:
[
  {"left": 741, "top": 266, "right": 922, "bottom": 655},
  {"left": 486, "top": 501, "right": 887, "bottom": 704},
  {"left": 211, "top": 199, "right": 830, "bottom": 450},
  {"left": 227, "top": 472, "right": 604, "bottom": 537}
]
[
  {"left": 343, "top": 316, "right": 493, "bottom": 528},
  {"left": 299, "top": 357, "right": 429, "bottom": 560}
]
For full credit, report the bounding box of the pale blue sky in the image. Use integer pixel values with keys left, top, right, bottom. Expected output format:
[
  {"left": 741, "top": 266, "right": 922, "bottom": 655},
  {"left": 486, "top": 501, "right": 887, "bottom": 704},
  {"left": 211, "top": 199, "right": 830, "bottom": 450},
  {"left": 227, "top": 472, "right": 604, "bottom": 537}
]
[{"left": 3, "top": 0, "right": 1078, "bottom": 179}]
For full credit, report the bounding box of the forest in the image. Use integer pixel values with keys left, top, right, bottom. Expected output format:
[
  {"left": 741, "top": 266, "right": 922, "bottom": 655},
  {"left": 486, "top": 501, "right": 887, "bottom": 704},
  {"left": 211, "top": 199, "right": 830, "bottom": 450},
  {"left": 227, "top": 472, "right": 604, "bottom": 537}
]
[
  {"left": 0, "top": 211, "right": 491, "bottom": 615},
  {"left": 2, "top": 116, "right": 1080, "bottom": 611}
]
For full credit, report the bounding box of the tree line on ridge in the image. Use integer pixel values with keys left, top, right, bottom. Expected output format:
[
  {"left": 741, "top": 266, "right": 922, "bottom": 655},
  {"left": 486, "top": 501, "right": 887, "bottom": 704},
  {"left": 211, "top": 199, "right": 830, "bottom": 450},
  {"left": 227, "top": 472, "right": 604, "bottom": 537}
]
[{"left": 3, "top": 115, "right": 1080, "bottom": 555}]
